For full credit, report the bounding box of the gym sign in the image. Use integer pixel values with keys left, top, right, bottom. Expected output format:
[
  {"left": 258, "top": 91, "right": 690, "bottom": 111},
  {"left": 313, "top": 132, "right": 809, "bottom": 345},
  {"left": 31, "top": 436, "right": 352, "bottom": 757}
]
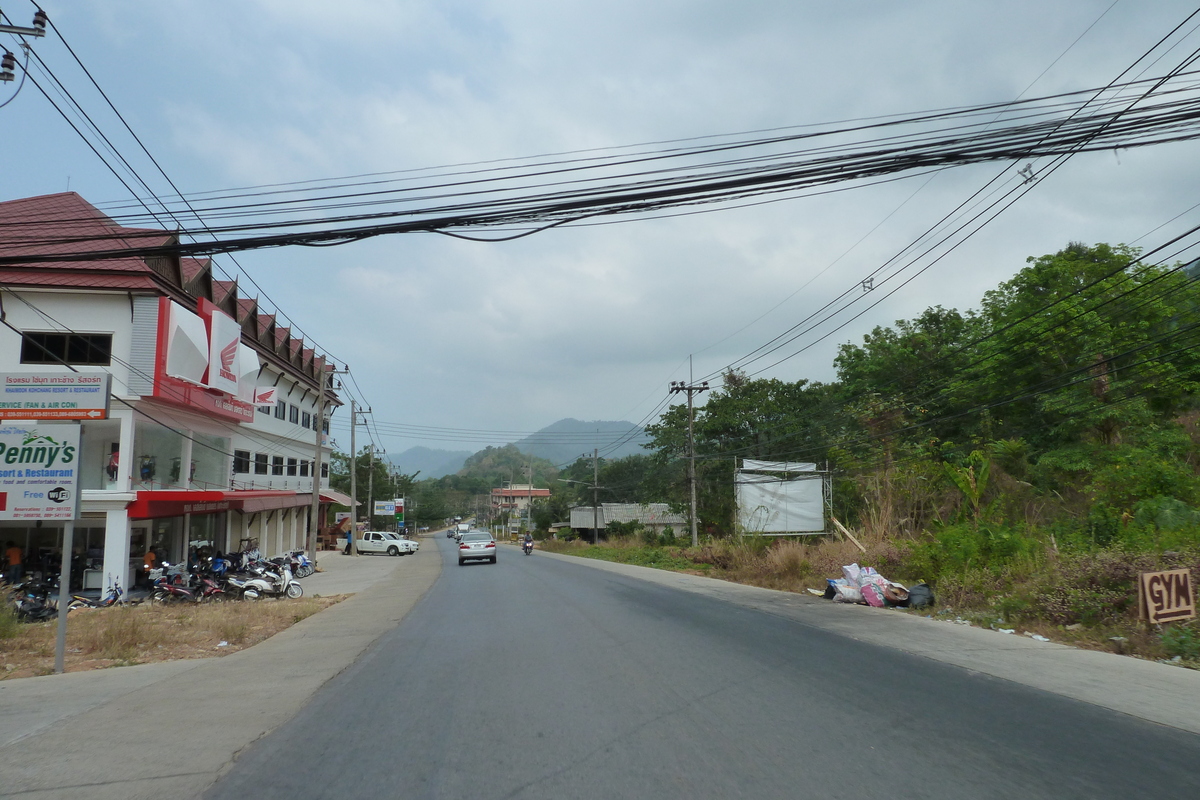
[
  {"left": 0, "top": 422, "right": 80, "bottom": 520},
  {"left": 1138, "top": 569, "right": 1195, "bottom": 624}
]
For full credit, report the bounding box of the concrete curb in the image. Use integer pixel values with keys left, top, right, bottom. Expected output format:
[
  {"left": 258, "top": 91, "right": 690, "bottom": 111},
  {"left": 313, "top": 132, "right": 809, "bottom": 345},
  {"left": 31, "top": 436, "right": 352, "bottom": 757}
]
[
  {"left": 535, "top": 547, "right": 1200, "bottom": 734},
  {"left": 0, "top": 542, "right": 441, "bottom": 800}
]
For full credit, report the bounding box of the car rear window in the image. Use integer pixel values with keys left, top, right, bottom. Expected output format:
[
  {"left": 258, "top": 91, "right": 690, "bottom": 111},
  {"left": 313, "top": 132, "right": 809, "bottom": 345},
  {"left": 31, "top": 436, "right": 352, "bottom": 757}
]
[{"left": 462, "top": 533, "right": 492, "bottom": 542}]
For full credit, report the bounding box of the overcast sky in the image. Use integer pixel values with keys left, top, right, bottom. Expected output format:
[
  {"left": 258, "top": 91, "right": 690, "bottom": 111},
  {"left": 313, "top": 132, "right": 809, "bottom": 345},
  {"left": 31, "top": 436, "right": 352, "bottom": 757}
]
[{"left": 6, "top": 1, "right": 1200, "bottom": 458}]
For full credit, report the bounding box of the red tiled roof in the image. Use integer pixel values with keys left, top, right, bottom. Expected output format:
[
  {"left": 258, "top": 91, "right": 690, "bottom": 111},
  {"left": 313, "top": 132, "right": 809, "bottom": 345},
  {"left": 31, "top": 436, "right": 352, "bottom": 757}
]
[
  {"left": 0, "top": 268, "right": 158, "bottom": 291},
  {"left": 212, "top": 279, "right": 236, "bottom": 304},
  {"left": 0, "top": 192, "right": 173, "bottom": 271},
  {"left": 181, "top": 257, "right": 209, "bottom": 284}
]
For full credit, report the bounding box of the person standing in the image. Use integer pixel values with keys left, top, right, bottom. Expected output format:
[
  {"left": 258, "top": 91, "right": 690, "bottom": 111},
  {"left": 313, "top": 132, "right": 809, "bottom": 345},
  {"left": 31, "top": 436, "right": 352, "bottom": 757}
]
[{"left": 5, "top": 541, "right": 23, "bottom": 584}]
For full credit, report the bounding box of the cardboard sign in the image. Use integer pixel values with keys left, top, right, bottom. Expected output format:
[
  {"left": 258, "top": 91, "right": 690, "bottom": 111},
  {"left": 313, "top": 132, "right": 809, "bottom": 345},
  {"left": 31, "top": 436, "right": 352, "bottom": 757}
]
[{"left": 1138, "top": 569, "right": 1195, "bottom": 624}]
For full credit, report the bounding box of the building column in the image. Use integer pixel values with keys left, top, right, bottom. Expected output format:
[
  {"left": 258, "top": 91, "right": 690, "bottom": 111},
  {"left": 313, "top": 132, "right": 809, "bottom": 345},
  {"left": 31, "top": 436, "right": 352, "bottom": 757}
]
[{"left": 101, "top": 507, "right": 130, "bottom": 593}]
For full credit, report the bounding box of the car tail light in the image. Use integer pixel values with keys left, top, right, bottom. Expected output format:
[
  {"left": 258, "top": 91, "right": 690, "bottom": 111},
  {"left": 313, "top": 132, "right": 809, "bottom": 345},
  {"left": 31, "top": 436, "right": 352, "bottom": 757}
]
[
  {"left": 460, "top": 543, "right": 469, "bottom": 549},
  {"left": 485, "top": 542, "right": 495, "bottom": 548}
]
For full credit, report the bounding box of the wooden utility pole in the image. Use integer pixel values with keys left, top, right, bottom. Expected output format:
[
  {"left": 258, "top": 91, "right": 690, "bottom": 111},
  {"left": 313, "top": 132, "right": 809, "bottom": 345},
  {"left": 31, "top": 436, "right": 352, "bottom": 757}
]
[
  {"left": 670, "top": 378, "right": 709, "bottom": 547},
  {"left": 592, "top": 447, "right": 599, "bottom": 545}
]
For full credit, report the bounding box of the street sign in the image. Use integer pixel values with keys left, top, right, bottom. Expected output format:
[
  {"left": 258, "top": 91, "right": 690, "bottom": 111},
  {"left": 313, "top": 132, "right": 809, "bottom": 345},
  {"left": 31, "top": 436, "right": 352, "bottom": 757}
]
[
  {"left": 0, "top": 422, "right": 81, "bottom": 520},
  {"left": 0, "top": 373, "right": 110, "bottom": 420},
  {"left": 1138, "top": 569, "right": 1195, "bottom": 624}
]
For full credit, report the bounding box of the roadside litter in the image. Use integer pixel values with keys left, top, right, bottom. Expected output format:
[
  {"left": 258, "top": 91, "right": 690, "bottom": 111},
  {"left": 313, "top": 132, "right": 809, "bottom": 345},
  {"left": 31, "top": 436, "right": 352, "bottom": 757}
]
[{"left": 816, "top": 563, "right": 935, "bottom": 609}]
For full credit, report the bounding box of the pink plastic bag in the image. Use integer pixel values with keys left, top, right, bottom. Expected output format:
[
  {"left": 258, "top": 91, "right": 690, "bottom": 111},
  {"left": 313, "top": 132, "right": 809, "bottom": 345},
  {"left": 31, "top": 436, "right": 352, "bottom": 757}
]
[{"left": 861, "top": 582, "right": 887, "bottom": 607}]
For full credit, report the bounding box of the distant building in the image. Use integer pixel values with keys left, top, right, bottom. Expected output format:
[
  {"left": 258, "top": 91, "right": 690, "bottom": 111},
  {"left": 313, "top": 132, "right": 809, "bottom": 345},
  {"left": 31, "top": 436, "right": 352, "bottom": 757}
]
[
  {"left": 569, "top": 503, "right": 686, "bottom": 536},
  {"left": 491, "top": 483, "right": 550, "bottom": 516}
]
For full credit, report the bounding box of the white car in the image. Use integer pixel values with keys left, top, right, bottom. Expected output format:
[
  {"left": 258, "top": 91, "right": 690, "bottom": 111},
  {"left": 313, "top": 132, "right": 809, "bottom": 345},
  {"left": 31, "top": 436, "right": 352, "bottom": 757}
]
[
  {"left": 383, "top": 532, "right": 418, "bottom": 554},
  {"left": 458, "top": 531, "right": 497, "bottom": 565},
  {"left": 355, "top": 531, "right": 406, "bottom": 556}
]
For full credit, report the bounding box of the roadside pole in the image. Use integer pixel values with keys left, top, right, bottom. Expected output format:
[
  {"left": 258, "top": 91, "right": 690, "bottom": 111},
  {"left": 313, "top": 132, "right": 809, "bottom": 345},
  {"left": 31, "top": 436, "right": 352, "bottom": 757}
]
[
  {"left": 593, "top": 448, "right": 599, "bottom": 545},
  {"left": 349, "top": 397, "right": 358, "bottom": 556},
  {"left": 53, "top": 520, "right": 75, "bottom": 674},
  {"left": 306, "top": 364, "right": 327, "bottom": 562}
]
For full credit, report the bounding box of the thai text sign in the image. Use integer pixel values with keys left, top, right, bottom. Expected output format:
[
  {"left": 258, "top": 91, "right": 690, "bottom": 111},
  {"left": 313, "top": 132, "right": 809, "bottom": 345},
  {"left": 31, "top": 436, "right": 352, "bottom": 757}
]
[
  {"left": 1138, "top": 569, "right": 1195, "bottom": 624},
  {"left": 0, "top": 373, "right": 110, "bottom": 420},
  {"left": 0, "top": 422, "right": 80, "bottom": 519}
]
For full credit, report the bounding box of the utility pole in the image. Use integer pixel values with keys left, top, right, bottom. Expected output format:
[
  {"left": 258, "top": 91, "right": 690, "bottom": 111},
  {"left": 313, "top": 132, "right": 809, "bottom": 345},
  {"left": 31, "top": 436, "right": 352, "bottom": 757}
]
[
  {"left": 306, "top": 363, "right": 329, "bottom": 561},
  {"left": 367, "top": 443, "right": 374, "bottom": 531},
  {"left": 670, "top": 378, "right": 709, "bottom": 547},
  {"left": 592, "top": 447, "right": 599, "bottom": 545},
  {"left": 0, "top": 10, "right": 46, "bottom": 38},
  {"left": 348, "top": 397, "right": 358, "bottom": 556}
]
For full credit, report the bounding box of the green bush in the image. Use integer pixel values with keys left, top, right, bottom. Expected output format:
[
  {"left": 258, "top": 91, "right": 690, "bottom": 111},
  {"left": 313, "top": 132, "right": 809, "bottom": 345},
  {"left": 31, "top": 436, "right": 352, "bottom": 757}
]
[
  {"left": 1161, "top": 622, "right": 1200, "bottom": 660},
  {"left": 0, "top": 600, "right": 18, "bottom": 639}
]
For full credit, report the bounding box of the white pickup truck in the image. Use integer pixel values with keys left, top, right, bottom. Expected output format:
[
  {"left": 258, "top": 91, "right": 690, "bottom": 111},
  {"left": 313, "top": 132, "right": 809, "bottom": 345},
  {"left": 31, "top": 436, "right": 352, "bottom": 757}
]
[{"left": 355, "top": 531, "right": 417, "bottom": 556}]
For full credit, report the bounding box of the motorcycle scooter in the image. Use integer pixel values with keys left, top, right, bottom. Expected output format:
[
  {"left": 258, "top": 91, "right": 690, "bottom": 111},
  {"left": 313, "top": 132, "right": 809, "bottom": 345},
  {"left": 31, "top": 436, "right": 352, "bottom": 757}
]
[{"left": 232, "top": 560, "right": 303, "bottom": 600}]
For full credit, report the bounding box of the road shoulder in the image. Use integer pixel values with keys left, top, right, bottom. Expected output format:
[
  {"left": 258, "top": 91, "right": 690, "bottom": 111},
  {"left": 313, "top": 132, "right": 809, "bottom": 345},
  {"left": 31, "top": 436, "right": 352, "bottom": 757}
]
[
  {"left": 0, "top": 543, "right": 441, "bottom": 800},
  {"left": 537, "top": 548, "right": 1200, "bottom": 734}
]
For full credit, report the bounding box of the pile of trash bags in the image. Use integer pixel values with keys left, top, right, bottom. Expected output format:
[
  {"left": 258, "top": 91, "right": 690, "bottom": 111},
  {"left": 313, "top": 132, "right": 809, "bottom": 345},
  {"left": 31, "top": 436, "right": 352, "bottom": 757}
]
[{"left": 818, "top": 563, "right": 934, "bottom": 609}]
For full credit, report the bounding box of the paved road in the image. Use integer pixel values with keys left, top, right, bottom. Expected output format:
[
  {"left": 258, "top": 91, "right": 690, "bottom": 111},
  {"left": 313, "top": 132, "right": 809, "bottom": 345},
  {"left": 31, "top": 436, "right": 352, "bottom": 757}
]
[{"left": 206, "top": 536, "right": 1200, "bottom": 799}]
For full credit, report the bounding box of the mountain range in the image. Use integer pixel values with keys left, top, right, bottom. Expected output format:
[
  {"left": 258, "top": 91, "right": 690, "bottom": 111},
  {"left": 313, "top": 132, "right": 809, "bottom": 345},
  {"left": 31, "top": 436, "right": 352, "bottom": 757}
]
[{"left": 387, "top": 419, "right": 649, "bottom": 479}]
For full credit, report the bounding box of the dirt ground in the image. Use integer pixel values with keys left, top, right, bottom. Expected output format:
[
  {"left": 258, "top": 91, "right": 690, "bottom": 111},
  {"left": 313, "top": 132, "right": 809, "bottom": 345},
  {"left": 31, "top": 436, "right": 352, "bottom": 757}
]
[{"left": 0, "top": 595, "right": 344, "bottom": 680}]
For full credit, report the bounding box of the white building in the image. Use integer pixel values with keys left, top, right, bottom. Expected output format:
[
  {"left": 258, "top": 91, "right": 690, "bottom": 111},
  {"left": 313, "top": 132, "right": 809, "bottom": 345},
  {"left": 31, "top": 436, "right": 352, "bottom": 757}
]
[{"left": 0, "top": 192, "right": 350, "bottom": 592}]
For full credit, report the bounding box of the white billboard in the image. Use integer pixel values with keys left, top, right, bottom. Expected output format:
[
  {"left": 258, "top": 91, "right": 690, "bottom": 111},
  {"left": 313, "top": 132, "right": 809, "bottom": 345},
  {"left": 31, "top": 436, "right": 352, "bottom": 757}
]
[
  {"left": 0, "top": 422, "right": 80, "bottom": 520},
  {"left": 736, "top": 474, "right": 825, "bottom": 534}
]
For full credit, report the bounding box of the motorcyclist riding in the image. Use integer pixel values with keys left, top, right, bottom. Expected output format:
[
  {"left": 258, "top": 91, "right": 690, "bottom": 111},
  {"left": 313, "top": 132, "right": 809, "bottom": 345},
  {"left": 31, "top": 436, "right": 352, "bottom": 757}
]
[{"left": 522, "top": 532, "right": 534, "bottom": 554}]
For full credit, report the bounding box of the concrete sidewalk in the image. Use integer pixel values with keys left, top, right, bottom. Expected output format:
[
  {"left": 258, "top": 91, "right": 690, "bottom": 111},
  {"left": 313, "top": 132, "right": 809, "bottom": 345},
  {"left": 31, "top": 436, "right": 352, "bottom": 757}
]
[
  {"left": 0, "top": 539, "right": 441, "bottom": 800},
  {"left": 535, "top": 547, "right": 1200, "bottom": 735}
]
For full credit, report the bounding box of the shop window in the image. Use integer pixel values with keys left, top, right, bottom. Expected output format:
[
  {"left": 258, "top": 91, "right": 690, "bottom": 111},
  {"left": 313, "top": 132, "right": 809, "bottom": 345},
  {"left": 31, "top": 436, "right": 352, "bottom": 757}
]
[
  {"left": 289, "top": 405, "right": 300, "bottom": 424},
  {"left": 233, "top": 450, "right": 250, "bottom": 474},
  {"left": 287, "top": 458, "right": 298, "bottom": 476},
  {"left": 21, "top": 331, "right": 112, "bottom": 366},
  {"left": 301, "top": 411, "right": 311, "bottom": 429},
  {"left": 300, "top": 460, "right": 310, "bottom": 477},
  {"left": 274, "top": 400, "right": 286, "bottom": 420},
  {"left": 254, "top": 453, "right": 268, "bottom": 475},
  {"left": 272, "top": 456, "right": 284, "bottom": 476}
]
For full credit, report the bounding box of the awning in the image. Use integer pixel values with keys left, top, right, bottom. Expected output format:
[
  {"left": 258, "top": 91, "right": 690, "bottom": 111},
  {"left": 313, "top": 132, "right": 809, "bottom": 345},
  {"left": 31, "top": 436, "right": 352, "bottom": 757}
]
[
  {"left": 126, "top": 489, "right": 309, "bottom": 520},
  {"left": 320, "top": 489, "right": 356, "bottom": 507}
]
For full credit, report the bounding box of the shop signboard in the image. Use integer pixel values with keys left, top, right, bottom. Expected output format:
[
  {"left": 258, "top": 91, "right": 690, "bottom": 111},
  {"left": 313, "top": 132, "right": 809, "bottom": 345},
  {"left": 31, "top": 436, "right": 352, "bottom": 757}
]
[
  {"left": 1138, "top": 569, "right": 1195, "bottom": 624},
  {"left": 394, "top": 497, "right": 404, "bottom": 526},
  {"left": 0, "top": 373, "right": 110, "bottom": 420},
  {"left": 0, "top": 422, "right": 81, "bottom": 520},
  {"left": 374, "top": 500, "right": 395, "bottom": 516}
]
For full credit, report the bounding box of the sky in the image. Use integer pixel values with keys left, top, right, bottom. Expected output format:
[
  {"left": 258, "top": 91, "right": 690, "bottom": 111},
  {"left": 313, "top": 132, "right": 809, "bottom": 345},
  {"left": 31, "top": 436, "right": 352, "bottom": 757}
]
[{"left": 5, "top": 1, "right": 1200, "bottom": 460}]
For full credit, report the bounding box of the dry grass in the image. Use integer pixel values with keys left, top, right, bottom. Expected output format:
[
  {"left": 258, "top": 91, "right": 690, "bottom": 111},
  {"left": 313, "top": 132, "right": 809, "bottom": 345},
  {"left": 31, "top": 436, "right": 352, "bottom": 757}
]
[{"left": 0, "top": 595, "right": 344, "bottom": 680}]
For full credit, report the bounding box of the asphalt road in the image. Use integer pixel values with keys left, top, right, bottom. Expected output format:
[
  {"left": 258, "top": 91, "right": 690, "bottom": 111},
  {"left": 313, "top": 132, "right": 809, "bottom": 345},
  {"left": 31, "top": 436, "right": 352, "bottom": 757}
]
[{"left": 205, "top": 536, "right": 1200, "bottom": 799}]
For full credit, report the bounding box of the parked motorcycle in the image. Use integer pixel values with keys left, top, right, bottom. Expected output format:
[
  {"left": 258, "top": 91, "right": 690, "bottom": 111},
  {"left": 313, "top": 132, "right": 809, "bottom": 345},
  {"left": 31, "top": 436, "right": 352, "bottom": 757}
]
[
  {"left": 8, "top": 577, "right": 58, "bottom": 621},
  {"left": 233, "top": 560, "right": 303, "bottom": 600},
  {"left": 284, "top": 549, "right": 314, "bottom": 578},
  {"left": 67, "top": 579, "right": 127, "bottom": 610}
]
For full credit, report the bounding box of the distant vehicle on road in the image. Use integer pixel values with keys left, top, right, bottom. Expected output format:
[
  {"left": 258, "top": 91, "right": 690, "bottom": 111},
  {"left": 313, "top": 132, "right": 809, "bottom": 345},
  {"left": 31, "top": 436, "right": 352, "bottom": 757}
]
[{"left": 458, "top": 532, "right": 497, "bottom": 565}]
